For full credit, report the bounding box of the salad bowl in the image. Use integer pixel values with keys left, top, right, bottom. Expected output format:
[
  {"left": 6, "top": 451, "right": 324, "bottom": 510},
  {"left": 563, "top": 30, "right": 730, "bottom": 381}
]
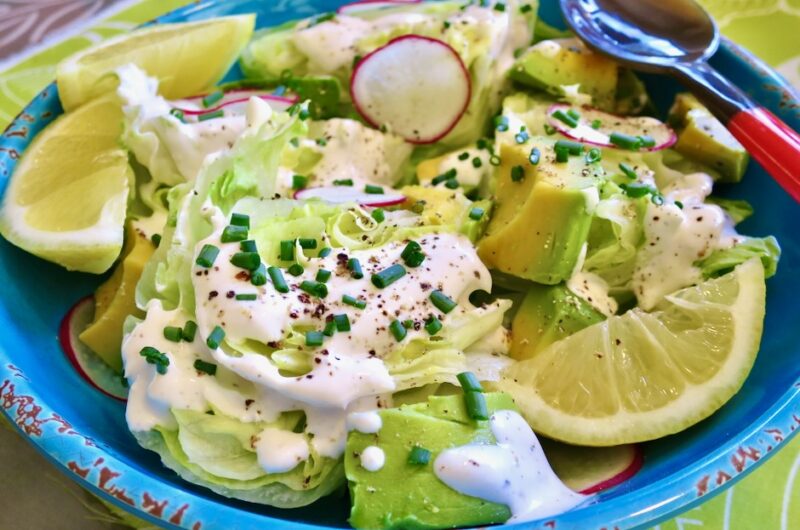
[{"left": 0, "top": 1, "right": 799, "bottom": 529}]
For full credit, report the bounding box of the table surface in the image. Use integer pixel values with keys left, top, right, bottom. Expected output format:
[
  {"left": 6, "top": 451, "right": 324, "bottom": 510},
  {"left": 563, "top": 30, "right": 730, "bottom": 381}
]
[{"left": 0, "top": 1, "right": 798, "bottom": 529}]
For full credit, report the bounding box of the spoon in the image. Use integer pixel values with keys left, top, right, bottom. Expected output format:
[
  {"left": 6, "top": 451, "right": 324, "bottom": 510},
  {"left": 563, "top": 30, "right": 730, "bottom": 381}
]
[{"left": 560, "top": 0, "right": 800, "bottom": 202}]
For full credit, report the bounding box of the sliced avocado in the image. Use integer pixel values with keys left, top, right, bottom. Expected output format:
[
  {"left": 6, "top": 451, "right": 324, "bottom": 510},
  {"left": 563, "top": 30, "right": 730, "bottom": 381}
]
[
  {"left": 79, "top": 224, "right": 153, "bottom": 371},
  {"left": 510, "top": 38, "right": 618, "bottom": 111},
  {"left": 400, "top": 186, "right": 491, "bottom": 243},
  {"left": 478, "top": 141, "right": 600, "bottom": 285},
  {"left": 510, "top": 283, "right": 605, "bottom": 360},
  {"left": 674, "top": 109, "right": 749, "bottom": 182},
  {"left": 667, "top": 92, "right": 706, "bottom": 129},
  {"left": 346, "top": 393, "right": 516, "bottom": 530}
]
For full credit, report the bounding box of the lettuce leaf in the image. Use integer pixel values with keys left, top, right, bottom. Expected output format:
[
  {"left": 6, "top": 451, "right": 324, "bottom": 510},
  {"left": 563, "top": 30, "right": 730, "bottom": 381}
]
[{"left": 696, "top": 236, "right": 780, "bottom": 279}]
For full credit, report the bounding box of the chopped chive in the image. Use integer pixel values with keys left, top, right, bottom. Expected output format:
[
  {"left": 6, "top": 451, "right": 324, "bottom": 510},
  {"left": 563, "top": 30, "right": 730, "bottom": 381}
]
[
  {"left": 458, "top": 152, "right": 470, "bottom": 161},
  {"left": 318, "top": 247, "right": 332, "bottom": 258},
  {"left": 316, "top": 268, "right": 332, "bottom": 282},
  {"left": 230, "top": 213, "right": 250, "bottom": 228},
  {"left": 443, "top": 20, "right": 451, "bottom": 30},
  {"left": 585, "top": 148, "right": 602, "bottom": 163},
  {"left": 251, "top": 263, "right": 267, "bottom": 286},
  {"left": 342, "top": 294, "right": 367, "bottom": 309},
  {"left": 347, "top": 258, "right": 364, "bottom": 279},
  {"left": 371, "top": 208, "right": 385, "bottom": 223},
  {"left": 567, "top": 108, "right": 581, "bottom": 121},
  {"left": 408, "top": 446, "right": 431, "bottom": 465},
  {"left": 323, "top": 321, "right": 337, "bottom": 337},
  {"left": 675, "top": 200, "right": 684, "bottom": 209},
  {"left": 515, "top": 129, "right": 530, "bottom": 144},
  {"left": 432, "top": 168, "right": 457, "bottom": 185},
  {"left": 424, "top": 316, "right": 442, "bottom": 335},
  {"left": 471, "top": 157, "right": 483, "bottom": 168},
  {"left": 298, "top": 238, "right": 317, "bottom": 249},
  {"left": 404, "top": 251, "right": 425, "bottom": 268},
  {"left": 464, "top": 391, "right": 489, "bottom": 420},
  {"left": 552, "top": 109, "right": 578, "bottom": 128},
  {"left": 289, "top": 137, "right": 300, "bottom": 147},
  {"left": 235, "top": 293, "right": 258, "bottom": 301},
  {"left": 163, "top": 326, "right": 183, "bottom": 342},
  {"left": 403, "top": 319, "right": 414, "bottom": 329},
  {"left": 305, "top": 331, "right": 324, "bottom": 347},
  {"left": 493, "top": 2, "right": 506, "bottom": 11},
  {"left": 411, "top": 200, "right": 426, "bottom": 214},
  {"left": 182, "top": 321, "right": 198, "bottom": 342},
  {"left": 272, "top": 85, "right": 287, "bottom": 96},
  {"left": 333, "top": 314, "right": 351, "bottom": 332},
  {"left": 169, "top": 108, "right": 185, "bottom": 122},
  {"left": 231, "top": 251, "right": 261, "bottom": 271},
  {"left": 457, "top": 371, "right": 484, "bottom": 393},
  {"left": 371, "top": 264, "right": 406, "bottom": 288},
  {"left": 365, "top": 184, "right": 384, "bottom": 194},
  {"left": 292, "top": 174, "right": 308, "bottom": 189},
  {"left": 619, "top": 162, "right": 638, "bottom": 180},
  {"left": 316, "top": 137, "right": 328, "bottom": 147},
  {"left": 240, "top": 239, "right": 257, "bottom": 252},
  {"left": 619, "top": 182, "right": 657, "bottom": 198},
  {"left": 193, "top": 359, "right": 217, "bottom": 376},
  {"left": 555, "top": 139, "right": 584, "bottom": 155},
  {"left": 300, "top": 280, "right": 328, "bottom": 298},
  {"left": 280, "top": 240, "right": 295, "bottom": 261},
  {"left": 288, "top": 263, "right": 304, "bottom": 276},
  {"left": 494, "top": 115, "right": 509, "bottom": 132},
  {"left": 489, "top": 154, "right": 501, "bottom": 166},
  {"left": 468, "top": 207, "right": 484, "bottom": 220},
  {"left": 196, "top": 244, "right": 220, "bottom": 268},
  {"left": 529, "top": 147, "right": 541, "bottom": 165},
  {"left": 651, "top": 193, "right": 665, "bottom": 206},
  {"left": 638, "top": 135, "right": 656, "bottom": 148},
  {"left": 389, "top": 320, "right": 407, "bottom": 341},
  {"left": 198, "top": 109, "right": 224, "bottom": 122},
  {"left": 202, "top": 91, "right": 224, "bottom": 108},
  {"left": 221, "top": 224, "right": 248, "bottom": 243},
  {"left": 543, "top": 124, "right": 556, "bottom": 135},
  {"left": 511, "top": 165, "right": 525, "bottom": 182},
  {"left": 401, "top": 241, "right": 422, "bottom": 261},
  {"left": 591, "top": 119, "right": 602, "bottom": 129},
  {"left": 444, "top": 178, "right": 460, "bottom": 189},
  {"left": 430, "top": 290, "right": 457, "bottom": 314},
  {"left": 206, "top": 326, "right": 225, "bottom": 349},
  {"left": 609, "top": 132, "right": 642, "bottom": 150},
  {"left": 151, "top": 233, "right": 162, "bottom": 247},
  {"left": 267, "top": 266, "right": 289, "bottom": 293},
  {"left": 520, "top": 3, "right": 532, "bottom": 13},
  {"left": 140, "top": 346, "right": 169, "bottom": 375},
  {"left": 555, "top": 146, "right": 570, "bottom": 163},
  {"left": 333, "top": 179, "right": 353, "bottom": 186}
]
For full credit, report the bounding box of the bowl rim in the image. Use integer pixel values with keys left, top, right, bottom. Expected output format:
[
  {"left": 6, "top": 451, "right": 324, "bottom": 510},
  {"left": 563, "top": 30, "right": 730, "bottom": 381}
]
[{"left": 1, "top": 1, "right": 799, "bottom": 529}]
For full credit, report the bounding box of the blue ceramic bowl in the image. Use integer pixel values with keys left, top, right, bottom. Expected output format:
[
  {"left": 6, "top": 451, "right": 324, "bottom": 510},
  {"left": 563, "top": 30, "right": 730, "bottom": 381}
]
[{"left": 1, "top": 1, "right": 798, "bottom": 529}]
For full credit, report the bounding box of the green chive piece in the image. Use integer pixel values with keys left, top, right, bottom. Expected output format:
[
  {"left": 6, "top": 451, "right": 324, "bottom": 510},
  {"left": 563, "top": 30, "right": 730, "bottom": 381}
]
[
  {"left": 235, "top": 293, "right": 258, "bottom": 301},
  {"left": 298, "top": 238, "right": 317, "bottom": 249},
  {"left": 555, "top": 146, "right": 570, "bottom": 163},
  {"left": 651, "top": 193, "right": 665, "bottom": 206},
  {"left": 251, "top": 263, "right": 267, "bottom": 286},
  {"left": 371, "top": 264, "right": 406, "bottom": 288},
  {"left": 401, "top": 241, "right": 422, "bottom": 261},
  {"left": 511, "top": 165, "right": 525, "bottom": 182},
  {"left": 619, "top": 182, "right": 657, "bottom": 199},
  {"left": 585, "top": 148, "right": 602, "bottom": 163},
  {"left": 333, "top": 314, "right": 351, "bottom": 332},
  {"left": 267, "top": 266, "right": 289, "bottom": 293},
  {"left": 555, "top": 139, "right": 584, "bottom": 155},
  {"left": 316, "top": 137, "right": 327, "bottom": 147},
  {"left": 529, "top": 147, "right": 541, "bottom": 165},
  {"left": 280, "top": 240, "right": 295, "bottom": 261},
  {"left": 619, "top": 162, "right": 638, "bottom": 180},
  {"left": 404, "top": 251, "right": 425, "bottom": 268},
  {"left": 342, "top": 294, "right": 366, "bottom": 309},
  {"left": 591, "top": 119, "right": 602, "bottom": 129},
  {"left": 638, "top": 135, "right": 656, "bottom": 148},
  {"left": 347, "top": 258, "right": 364, "bottom": 279},
  {"left": 471, "top": 157, "right": 483, "bottom": 168},
  {"left": 323, "top": 321, "right": 337, "bottom": 337},
  {"left": 240, "top": 240, "right": 257, "bottom": 253},
  {"left": 202, "top": 90, "right": 224, "bottom": 108},
  {"left": 469, "top": 207, "right": 484, "bottom": 220},
  {"left": 371, "top": 208, "right": 385, "bottom": 223},
  {"left": 318, "top": 247, "right": 332, "bottom": 258},
  {"left": 221, "top": 224, "right": 248, "bottom": 243},
  {"left": 543, "top": 124, "right": 556, "bottom": 135},
  {"left": 494, "top": 2, "right": 506, "bottom": 11},
  {"left": 458, "top": 152, "right": 470, "bottom": 161},
  {"left": 151, "top": 234, "right": 162, "bottom": 247},
  {"left": 464, "top": 391, "right": 489, "bottom": 420},
  {"left": 444, "top": 178, "right": 459, "bottom": 189},
  {"left": 140, "top": 346, "right": 169, "bottom": 375},
  {"left": 194, "top": 359, "right": 217, "bottom": 376},
  {"left": 288, "top": 263, "right": 304, "bottom": 276},
  {"left": 403, "top": 319, "right": 414, "bottom": 329},
  {"left": 206, "top": 326, "right": 225, "bottom": 349},
  {"left": 300, "top": 280, "right": 328, "bottom": 298},
  {"left": 515, "top": 129, "right": 530, "bottom": 144},
  {"left": 365, "top": 184, "right": 384, "bottom": 194},
  {"left": 552, "top": 109, "right": 578, "bottom": 128},
  {"left": 424, "top": 316, "right": 442, "bottom": 335},
  {"left": 675, "top": 200, "right": 684, "bottom": 209},
  {"left": 198, "top": 109, "right": 224, "bottom": 122},
  {"left": 430, "top": 290, "right": 457, "bottom": 314},
  {"left": 169, "top": 108, "right": 185, "bottom": 122},
  {"left": 567, "top": 108, "right": 581, "bottom": 120},
  {"left": 292, "top": 174, "right": 308, "bottom": 189},
  {"left": 457, "top": 371, "right": 484, "bottom": 393},
  {"left": 432, "top": 168, "right": 457, "bottom": 185},
  {"left": 520, "top": 4, "right": 532, "bottom": 13},
  {"left": 182, "top": 321, "right": 198, "bottom": 342},
  {"left": 231, "top": 251, "right": 261, "bottom": 271},
  {"left": 230, "top": 213, "right": 250, "bottom": 228},
  {"left": 163, "top": 326, "right": 183, "bottom": 342},
  {"left": 408, "top": 446, "right": 431, "bottom": 465},
  {"left": 306, "top": 331, "right": 325, "bottom": 347},
  {"left": 494, "top": 115, "right": 509, "bottom": 132},
  {"left": 609, "top": 132, "right": 642, "bottom": 150},
  {"left": 333, "top": 179, "right": 354, "bottom": 186},
  {"left": 316, "top": 268, "right": 332, "bottom": 283},
  {"left": 389, "top": 320, "right": 408, "bottom": 341},
  {"left": 411, "top": 200, "right": 426, "bottom": 214},
  {"left": 196, "top": 244, "right": 220, "bottom": 268},
  {"left": 289, "top": 136, "right": 300, "bottom": 147}
]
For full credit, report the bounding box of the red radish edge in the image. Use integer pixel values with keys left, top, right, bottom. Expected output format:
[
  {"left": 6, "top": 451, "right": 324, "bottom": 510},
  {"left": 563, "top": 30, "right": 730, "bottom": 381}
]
[
  {"left": 177, "top": 91, "right": 299, "bottom": 116},
  {"left": 337, "top": 0, "right": 422, "bottom": 14},
  {"left": 578, "top": 445, "right": 644, "bottom": 495},
  {"left": 350, "top": 35, "right": 472, "bottom": 145},
  {"left": 294, "top": 186, "right": 407, "bottom": 208},
  {"left": 59, "top": 296, "right": 127, "bottom": 403},
  {"left": 546, "top": 103, "right": 677, "bottom": 152}
]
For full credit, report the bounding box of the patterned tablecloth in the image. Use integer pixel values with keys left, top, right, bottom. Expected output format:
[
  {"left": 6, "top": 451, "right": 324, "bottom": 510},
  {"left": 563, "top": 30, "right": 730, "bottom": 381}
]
[{"left": 0, "top": 1, "right": 798, "bottom": 529}]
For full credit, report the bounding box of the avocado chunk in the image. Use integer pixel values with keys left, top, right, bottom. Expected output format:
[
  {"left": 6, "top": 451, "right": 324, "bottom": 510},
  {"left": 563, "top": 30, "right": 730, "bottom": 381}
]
[
  {"left": 510, "top": 38, "right": 618, "bottom": 111},
  {"left": 346, "top": 393, "right": 517, "bottom": 530},
  {"left": 510, "top": 284, "right": 605, "bottom": 360},
  {"left": 400, "top": 186, "right": 492, "bottom": 243},
  {"left": 478, "top": 141, "right": 600, "bottom": 285},
  {"left": 668, "top": 93, "right": 749, "bottom": 182}
]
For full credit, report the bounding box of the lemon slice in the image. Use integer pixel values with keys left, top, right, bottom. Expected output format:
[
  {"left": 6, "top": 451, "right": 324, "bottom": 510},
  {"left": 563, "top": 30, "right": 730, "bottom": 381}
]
[
  {"left": 56, "top": 14, "right": 255, "bottom": 111},
  {"left": 0, "top": 96, "right": 131, "bottom": 273},
  {"left": 497, "top": 258, "right": 766, "bottom": 446}
]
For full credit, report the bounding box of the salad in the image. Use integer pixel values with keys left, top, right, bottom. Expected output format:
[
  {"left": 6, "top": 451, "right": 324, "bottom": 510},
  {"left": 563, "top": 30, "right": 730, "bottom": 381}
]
[{"left": 0, "top": 0, "right": 782, "bottom": 528}]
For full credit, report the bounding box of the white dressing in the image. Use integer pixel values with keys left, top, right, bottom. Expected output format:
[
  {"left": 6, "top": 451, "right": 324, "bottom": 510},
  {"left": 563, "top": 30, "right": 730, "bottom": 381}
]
[
  {"left": 360, "top": 446, "right": 386, "bottom": 472},
  {"left": 253, "top": 428, "right": 310, "bottom": 473},
  {"left": 347, "top": 411, "right": 383, "bottom": 434}
]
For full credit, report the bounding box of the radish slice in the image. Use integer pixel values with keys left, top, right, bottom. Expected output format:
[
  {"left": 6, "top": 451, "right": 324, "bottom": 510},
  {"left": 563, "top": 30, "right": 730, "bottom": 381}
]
[
  {"left": 338, "top": 0, "right": 421, "bottom": 14},
  {"left": 58, "top": 297, "right": 128, "bottom": 402},
  {"left": 173, "top": 91, "right": 299, "bottom": 121},
  {"left": 541, "top": 440, "right": 643, "bottom": 494},
  {"left": 547, "top": 103, "right": 677, "bottom": 151},
  {"left": 295, "top": 186, "right": 406, "bottom": 207},
  {"left": 350, "top": 35, "right": 471, "bottom": 144}
]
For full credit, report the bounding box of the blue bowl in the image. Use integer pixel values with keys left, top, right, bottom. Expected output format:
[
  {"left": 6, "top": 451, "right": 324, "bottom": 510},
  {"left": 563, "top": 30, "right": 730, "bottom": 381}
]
[{"left": 1, "top": 1, "right": 798, "bottom": 529}]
